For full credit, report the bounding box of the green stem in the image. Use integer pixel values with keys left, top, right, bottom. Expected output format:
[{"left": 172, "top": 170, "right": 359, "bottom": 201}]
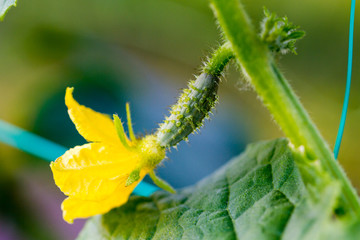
[
  {"left": 149, "top": 170, "right": 176, "bottom": 194},
  {"left": 203, "top": 42, "right": 234, "bottom": 76},
  {"left": 209, "top": 0, "right": 360, "bottom": 216}
]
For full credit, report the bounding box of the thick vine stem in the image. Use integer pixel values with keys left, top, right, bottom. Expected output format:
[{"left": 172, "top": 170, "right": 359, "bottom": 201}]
[{"left": 209, "top": 0, "right": 360, "bottom": 216}]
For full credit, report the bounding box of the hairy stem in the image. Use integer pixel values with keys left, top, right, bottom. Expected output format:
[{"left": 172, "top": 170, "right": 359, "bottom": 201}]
[
  {"left": 203, "top": 42, "right": 234, "bottom": 76},
  {"left": 209, "top": 0, "right": 360, "bottom": 216}
]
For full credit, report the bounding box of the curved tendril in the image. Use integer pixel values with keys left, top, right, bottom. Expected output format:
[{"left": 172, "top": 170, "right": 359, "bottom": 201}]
[{"left": 333, "top": 0, "right": 356, "bottom": 159}]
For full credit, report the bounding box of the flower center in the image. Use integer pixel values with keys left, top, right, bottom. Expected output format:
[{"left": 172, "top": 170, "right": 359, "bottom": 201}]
[{"left": 138, "top": 135, "right": 166, "bottom": 168}]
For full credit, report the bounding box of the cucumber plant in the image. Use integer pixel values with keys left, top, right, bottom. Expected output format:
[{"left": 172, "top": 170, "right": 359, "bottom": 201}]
[{"left": 1, "top": 0, "right": 359, "bottom": 239}]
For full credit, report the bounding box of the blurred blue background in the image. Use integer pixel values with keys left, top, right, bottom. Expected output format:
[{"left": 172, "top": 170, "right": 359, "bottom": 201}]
[{"left": 0, "top": 0, "right": 359, "bottom": 239}]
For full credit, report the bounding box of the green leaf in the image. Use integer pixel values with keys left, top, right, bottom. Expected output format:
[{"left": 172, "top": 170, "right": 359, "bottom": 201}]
[
  {"left": 0, "top": 0, "right": 16, "bottom": 21},
  {"left": 320, "top": 219, "right": 360, "bottom": 240},
  {"left": 77, "top": 139, "right": 358, "bottom": 239}
]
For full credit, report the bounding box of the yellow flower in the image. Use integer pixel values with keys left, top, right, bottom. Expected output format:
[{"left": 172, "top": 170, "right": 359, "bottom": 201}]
[{"left": 50, "top": 87, "right": 173, "bottom": 224}]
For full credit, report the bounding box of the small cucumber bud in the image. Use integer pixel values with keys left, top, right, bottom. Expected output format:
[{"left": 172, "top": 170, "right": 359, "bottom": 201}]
[
  {"left": 260, "top": 7, "right": 305, "bottom": 55},
  {"left": 156, "top": 73, "right": 219, "bottom": 147}
]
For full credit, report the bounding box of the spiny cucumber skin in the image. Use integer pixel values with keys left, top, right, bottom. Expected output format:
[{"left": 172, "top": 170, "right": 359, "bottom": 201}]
[{"left": 157, "top": 73, "right": 219, "bottom": 148}]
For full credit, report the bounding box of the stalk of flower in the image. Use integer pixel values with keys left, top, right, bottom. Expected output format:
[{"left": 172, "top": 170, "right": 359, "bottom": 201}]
[{"left": 50, "top": 42, "right": 234, "bottom": 224}]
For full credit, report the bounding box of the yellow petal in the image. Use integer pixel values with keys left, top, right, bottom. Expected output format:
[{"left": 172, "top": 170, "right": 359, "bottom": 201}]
[
  {"left": 50, "top": 143, "right": 141, "bottom": 201},
  {"left": 65, "top": 87, "right": 120, "bottom": 144},
  {"left": 61, "top": 169, "right": 148, "bottom": 223}
]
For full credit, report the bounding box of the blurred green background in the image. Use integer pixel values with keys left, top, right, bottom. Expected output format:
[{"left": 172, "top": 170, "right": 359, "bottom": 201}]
[{"left": 0, "top": 0, "right": 359, "bottom": 239}]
